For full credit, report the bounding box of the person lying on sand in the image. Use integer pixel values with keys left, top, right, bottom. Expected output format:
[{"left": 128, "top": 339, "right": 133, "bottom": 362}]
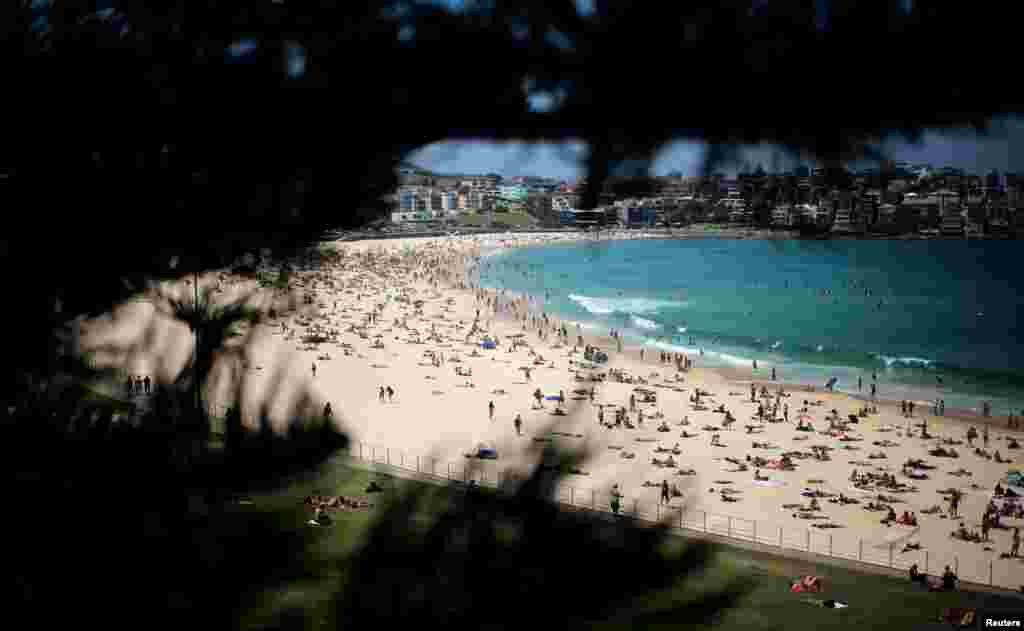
[
  {"left": 896, "top": 511, "right": 918, "bottom": 526},
  {"left": 828, "top": 493, "right": 859, "bottom": 505}
]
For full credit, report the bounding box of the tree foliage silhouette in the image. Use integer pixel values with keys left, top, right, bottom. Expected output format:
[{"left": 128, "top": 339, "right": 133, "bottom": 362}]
[{"left": 5, "top": 1, "right": 1023, "bottom": 628}]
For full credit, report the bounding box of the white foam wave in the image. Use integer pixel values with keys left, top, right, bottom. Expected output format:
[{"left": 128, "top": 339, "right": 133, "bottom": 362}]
[
  {"left": 631, "top": 316, "right": 661, "bottom": 331},
  {"left": 649, "top": 340, "right": 752, "bottom": 367},
  {"left": 878, "top": 355, "right": 935, "bottom": 368},
  {"left": 568, "top": 294, "right": 687, "bottom": 316}
]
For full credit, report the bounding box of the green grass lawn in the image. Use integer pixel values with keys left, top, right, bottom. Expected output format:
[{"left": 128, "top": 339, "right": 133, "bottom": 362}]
[{"left": 229, "top": 460, "right": 1024, "bottom": 630}]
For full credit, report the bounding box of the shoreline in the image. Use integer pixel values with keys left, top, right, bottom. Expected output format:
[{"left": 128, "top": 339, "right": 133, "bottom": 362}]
[{"left": 475, "top": 234, "right": 1024, "bottom": 418}]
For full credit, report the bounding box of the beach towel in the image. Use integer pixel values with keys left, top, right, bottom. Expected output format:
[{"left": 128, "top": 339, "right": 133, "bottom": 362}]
[
  {"left": 791, "top": 575, "right": 823, "bottom": 593},
  {"left": 1006, "top": 471, "right": 1024, "bottom": 485},
  {"left": 545, "top": 395, "right": 561, "bottom": 401},
  {"left": 753, "top": 479, "right": 786, "bottom": 487}
]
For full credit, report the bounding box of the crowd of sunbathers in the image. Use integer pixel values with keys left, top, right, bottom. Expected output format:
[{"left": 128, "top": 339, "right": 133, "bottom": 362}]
[{"left": 851, "top": 469, "right": 914, "bottom": 492}]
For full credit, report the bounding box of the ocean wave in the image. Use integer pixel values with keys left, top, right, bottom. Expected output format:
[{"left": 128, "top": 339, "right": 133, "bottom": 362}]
[
  {"left": 631, "top": 316, "right": 661, "bottom": 331},
  {"left": 568, "top": 293, "right": 687, "bottom": 316},
  {"left": 876, "top": 355, "right": 936, "bottom": 369},
  {"left": 651, "top": 340, "right": 753, "bottom": 367}
]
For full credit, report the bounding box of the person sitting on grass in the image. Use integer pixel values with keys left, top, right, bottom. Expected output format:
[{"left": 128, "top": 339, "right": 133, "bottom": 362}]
[
  {"left": 942, "top": 566, "right": 958, "bottom": 591},
  {"left": 313, "top": 505, "right": 333, "bottom": 526},
  {"left": 909, "top": 563, "right": 926, "bottom": 584}
]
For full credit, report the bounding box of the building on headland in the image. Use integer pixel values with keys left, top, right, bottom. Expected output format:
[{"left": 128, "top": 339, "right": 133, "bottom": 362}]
[
  {"left": 771, "top": 205, "right": 796, "bottom": 228},
  {"left": 612, "top": 202, "right": 657, "bottom": 227},
  {"left": 385, "top": 164, "right": 1023, "bottom": 237},
  {"left": 558, "top": 208, "right": 606, "bottom": 228}
]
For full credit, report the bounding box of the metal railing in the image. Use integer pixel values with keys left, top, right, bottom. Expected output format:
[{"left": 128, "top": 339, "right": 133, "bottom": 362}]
[{"left": 338, "top": 438, "right": 1024, "bottom": 591}]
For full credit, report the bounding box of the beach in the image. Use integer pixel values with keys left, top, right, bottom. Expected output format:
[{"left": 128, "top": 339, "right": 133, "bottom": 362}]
[{"left": 77, "top": 232, "right": 1024, "bottom": 589}]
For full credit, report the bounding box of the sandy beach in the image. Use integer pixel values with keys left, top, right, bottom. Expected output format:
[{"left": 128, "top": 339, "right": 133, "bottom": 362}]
[{"left": 77, "top": 232, "right": 1024, "bottom": 589}]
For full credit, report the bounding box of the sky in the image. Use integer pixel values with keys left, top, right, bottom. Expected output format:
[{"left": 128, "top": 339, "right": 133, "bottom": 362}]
[{"left": 407, "top": 116, "right": 1024, "bottom": 179}]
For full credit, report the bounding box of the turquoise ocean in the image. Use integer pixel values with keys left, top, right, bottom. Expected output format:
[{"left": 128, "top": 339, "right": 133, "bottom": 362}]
[{"left": 479, "top": 238, "right": 1024, "bottom": 416}]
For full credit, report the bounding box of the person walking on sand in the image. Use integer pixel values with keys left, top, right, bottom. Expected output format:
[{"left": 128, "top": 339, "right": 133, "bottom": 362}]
[
  {"left": 514, "top": 413, "right": 522, "bottom": 436},
  {"left": 386, "top": 386, "right": 394, "bottom": 402},
  {"left": 143, "top": 375, "right": 151, "bottom": 394},
  {"left": 610, "top": 484, "right": 622, "bottom": 515},
  {"left": 660, "top": 479, "right": 670, "bottom": 505},
  {"left": 311, "top": 363, "right": 316, "bottom": 378},
  {"left": 379, "top": 386, "right": 386, "bottom": 403},
  {"left": 489, "top": 400, "right": 495, "bottom": 421},
  {"left": 1012, "top": 527, "right": 1022, "bottom": 557},
  {"left": 984, "top": 424, "right": 990, "bottom": 448}
]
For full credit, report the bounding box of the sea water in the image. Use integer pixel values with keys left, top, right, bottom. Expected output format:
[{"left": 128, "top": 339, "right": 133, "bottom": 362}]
[{"left": 479, "top": 238, "right": 1024, "bottom": 415}]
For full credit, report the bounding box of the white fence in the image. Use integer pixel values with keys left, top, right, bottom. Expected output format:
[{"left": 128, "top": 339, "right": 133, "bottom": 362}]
[{"left": 340, "top": 438, "right": 1024, "bottom": 591}]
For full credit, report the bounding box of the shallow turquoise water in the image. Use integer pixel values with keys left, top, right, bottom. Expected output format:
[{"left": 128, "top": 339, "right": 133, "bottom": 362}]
[{"left": 479, "top": 238, "right": 1024, "bottom": 415}]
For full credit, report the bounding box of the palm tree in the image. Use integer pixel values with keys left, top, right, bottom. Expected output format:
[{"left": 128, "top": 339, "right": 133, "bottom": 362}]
[{"left": 157, "top": 277, "right": 263, "bottom": 418}]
